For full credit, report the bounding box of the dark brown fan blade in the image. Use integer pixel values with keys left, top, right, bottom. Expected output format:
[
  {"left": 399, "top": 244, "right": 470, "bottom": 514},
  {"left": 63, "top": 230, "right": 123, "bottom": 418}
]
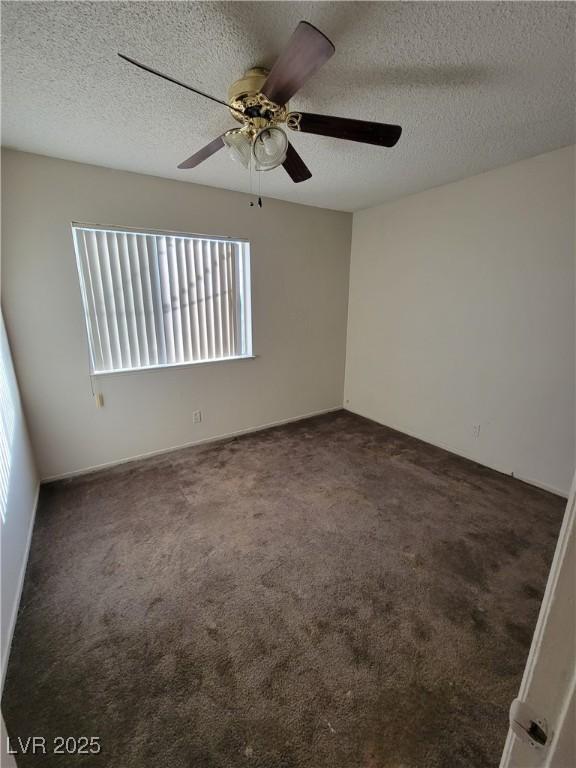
[
  {"left": 118, "top": 54, "right": 244, "bottom": 117},
  {"left": 288, "top": 112, "right": 402, "bottom": 147},
  {"left": 178, "top": 134, "right": 227, "bottom": 169},
  {"left": 261, "top": 21, "right": 335, "bottom": 105},
  {"left": 282, "top": 142, "right": 312, "bottom": 183}
]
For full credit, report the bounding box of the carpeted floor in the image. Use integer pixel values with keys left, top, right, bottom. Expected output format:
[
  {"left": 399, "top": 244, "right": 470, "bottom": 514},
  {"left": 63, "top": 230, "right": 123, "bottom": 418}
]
[{"left": 2, "top": 411, "right": 565, "bottom": 767}]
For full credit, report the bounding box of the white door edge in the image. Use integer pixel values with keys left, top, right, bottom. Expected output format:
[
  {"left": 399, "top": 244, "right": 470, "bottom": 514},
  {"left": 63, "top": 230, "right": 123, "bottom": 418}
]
[{"left": 499, "top": 472, "right": 576, "bottom": 767}]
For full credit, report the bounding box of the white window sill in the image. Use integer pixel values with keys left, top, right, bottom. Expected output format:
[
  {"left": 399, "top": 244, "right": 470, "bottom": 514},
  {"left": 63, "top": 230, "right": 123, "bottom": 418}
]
[{"left": 90, "top": 355, "right": 257, "bottom": 378}]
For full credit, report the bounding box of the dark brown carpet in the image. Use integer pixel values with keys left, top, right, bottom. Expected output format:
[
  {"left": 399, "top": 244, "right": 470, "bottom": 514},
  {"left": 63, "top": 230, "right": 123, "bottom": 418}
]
[{"left": 2, "top": 411, "right": 564, "bottom": 768}]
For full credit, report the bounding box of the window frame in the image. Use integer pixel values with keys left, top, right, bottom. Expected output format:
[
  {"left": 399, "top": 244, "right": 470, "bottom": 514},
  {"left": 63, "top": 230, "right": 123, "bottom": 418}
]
[{"left": 71, "top": 222, "right": 253, "bottom": 377}]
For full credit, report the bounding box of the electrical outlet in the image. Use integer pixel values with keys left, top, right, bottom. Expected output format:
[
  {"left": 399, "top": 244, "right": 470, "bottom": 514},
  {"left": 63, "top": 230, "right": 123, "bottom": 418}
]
[
  {"left": 473, "top": 424, "right": 481, "bottom": 439},
  {"left": 95, "top": 392, "right": 104, "bottom": 408},
  {"left": 192, "top": 410, "right": 202, "bottom": 424}
]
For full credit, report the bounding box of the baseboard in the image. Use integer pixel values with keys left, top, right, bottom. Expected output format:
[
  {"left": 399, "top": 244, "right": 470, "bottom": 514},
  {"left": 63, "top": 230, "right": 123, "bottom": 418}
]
[
  {"left": 1, "top": 482, "right": 40, "bottom": 694},
  {"left": 344, "top": 408, "right": 568, "bottom": 499},
  {"left": 44, "top": 406, "right": 568, "bottom": 497},
  {"left": 42, "top": 406, "right": 344, "bottom": 483}
]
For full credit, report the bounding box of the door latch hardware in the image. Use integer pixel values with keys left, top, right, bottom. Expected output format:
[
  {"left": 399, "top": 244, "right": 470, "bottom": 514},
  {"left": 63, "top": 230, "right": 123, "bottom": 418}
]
[{"left": 509, "top": 698, "right": 549, "bottom": 749}]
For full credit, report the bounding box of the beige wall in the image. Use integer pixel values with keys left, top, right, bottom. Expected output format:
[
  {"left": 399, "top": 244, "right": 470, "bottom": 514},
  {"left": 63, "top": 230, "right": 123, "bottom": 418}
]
[
  {"left": 345, "top": 146, "right": 575, "bottom": 496},
  {"left": 1, "top": 150, "right": 352, "bottom": 479},
  {"left": 2, "top": 146, "right": 573, "bottom": 493}
]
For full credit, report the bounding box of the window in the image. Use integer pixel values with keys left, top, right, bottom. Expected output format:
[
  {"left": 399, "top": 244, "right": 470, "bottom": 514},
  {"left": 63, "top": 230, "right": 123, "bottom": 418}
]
[
  {"left": 72, "top": 224, "right": 252, "bottom": 374},
  {"left": 0, "top": 314, "right": 16, "bottom": 524}
]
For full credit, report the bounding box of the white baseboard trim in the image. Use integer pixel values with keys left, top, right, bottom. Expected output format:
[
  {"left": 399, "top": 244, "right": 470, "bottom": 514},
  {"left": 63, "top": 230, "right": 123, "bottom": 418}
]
[
  {"left": 42, "top": 406, "right": 343, "bottom": 483},
  {"left": 1, "top": 482, "right": 41, "bottom": 694},
  {"left": 44, "top": 406, "right": 567, "bottom": 498},
  {"left": 344, "top": 408, "right": 568, "bottom": 499}
]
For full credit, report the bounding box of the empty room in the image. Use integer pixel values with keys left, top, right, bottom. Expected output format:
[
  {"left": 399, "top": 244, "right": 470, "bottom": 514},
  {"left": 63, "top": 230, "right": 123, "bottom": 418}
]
[{"left": 1, "top": 2, "right": 574, "bottom": 767}]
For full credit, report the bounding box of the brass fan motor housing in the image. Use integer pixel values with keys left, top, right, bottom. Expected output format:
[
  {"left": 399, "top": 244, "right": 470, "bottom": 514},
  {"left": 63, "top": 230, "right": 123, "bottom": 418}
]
[{"left": 228, "top": 67, "right": 288, "bottom": 129}]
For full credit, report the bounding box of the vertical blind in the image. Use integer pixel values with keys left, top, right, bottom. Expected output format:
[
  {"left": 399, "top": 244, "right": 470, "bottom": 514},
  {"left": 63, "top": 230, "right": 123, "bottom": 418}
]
[{"left": 72, "top": 225, "right": 251, "bottom": 374}]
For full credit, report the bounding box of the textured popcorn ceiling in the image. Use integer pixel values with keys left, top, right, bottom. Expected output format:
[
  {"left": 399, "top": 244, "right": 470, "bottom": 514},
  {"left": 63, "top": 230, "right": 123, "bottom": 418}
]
[{"left": 1, "top": 1, "right": 574, "bottom": 211}]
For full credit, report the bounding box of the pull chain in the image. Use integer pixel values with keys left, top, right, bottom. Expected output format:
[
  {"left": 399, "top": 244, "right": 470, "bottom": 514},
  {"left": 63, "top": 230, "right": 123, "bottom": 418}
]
[
  {"left": 248, "top": 147, "right": 262, "bottom": 208},
  {"left": 249, "top": 162, "right": 262, "bottom": 208},
  {"left": 258, "top": 167, "right": 262, "bottom": 208}
]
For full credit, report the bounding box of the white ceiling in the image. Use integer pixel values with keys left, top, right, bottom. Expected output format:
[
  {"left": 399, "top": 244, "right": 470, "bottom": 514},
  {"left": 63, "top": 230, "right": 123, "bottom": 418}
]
[{"left": 1, "top": 1, "right": 574, "bottom": 212}]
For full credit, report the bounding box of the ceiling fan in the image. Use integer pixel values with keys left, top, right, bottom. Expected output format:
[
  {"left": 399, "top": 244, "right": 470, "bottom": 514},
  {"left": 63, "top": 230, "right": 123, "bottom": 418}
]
[{"left": 119, "top": 21, "right": 402, "bottom": 183}]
